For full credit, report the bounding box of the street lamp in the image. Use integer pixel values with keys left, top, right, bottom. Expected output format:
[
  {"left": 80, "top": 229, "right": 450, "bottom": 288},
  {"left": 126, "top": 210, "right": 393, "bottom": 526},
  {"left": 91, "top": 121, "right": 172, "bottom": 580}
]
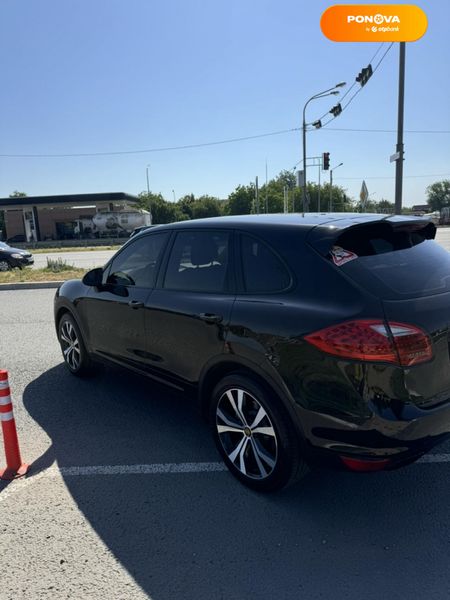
[
  {"left": 302, "top": 82, "right": 346, "bottom": 213},
  {"left": 329, "top": 162, "right": 343, "bottom": 212},
  {"left": 145, "top": 164, "right": 153, "bottom": 223}
]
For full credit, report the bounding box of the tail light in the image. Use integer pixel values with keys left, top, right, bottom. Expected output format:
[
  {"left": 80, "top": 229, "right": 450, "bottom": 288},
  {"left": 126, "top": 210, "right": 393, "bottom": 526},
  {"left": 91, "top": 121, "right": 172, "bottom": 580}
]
[
  {"left": 340, "top": 456, "right": 390, "bottom": 472},
  {"left": 304, "top": 319, "right": 432, "bottom": 367}
]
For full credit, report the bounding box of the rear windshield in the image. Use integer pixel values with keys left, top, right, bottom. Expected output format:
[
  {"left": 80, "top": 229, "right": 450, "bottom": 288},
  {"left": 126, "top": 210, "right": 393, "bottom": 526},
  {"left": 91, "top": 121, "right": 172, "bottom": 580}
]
[{"left": 339, "top": 239, "right": 450, "bottom": 299}]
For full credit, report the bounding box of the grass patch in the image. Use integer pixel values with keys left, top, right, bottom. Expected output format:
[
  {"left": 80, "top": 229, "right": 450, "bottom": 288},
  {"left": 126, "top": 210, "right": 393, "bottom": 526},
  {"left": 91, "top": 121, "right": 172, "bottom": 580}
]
[
  {"left": 30, "top": 245, "right": 121, "bottom": 254},
  {"left": 46, "top": 257, "right": 78, "bottom": 272},
  {"left": 0, "top": 266, "right": 87, "bottom": 283}
]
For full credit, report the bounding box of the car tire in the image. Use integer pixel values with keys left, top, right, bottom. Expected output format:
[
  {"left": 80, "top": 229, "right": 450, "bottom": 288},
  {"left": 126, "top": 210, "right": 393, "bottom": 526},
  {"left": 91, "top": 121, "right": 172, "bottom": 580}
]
[
  {"left": 58, "top": 313, "right": 96, "bottom": 377},
  {"left": 0, "top": 260, "right": 10, "bottom": 272},
  {"left": 210, "top": 374, "right": 308, "bottom": 492}
]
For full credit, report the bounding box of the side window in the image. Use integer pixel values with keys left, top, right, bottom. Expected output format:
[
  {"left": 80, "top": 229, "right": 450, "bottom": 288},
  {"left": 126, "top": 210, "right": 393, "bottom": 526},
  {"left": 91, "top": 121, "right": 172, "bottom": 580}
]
[
  {"left": 106, "top": 233, "right": 168, "bottom": 288},
  {"left": 241, "top": 234, "right": 291, "bottom": 293},
  {"left": 164, "top": 230, "right": 230, "bottom": 293}
]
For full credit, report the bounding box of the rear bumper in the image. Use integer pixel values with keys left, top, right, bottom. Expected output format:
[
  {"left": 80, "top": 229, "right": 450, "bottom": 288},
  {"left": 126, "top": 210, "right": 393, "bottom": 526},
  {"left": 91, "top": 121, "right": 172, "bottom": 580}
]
[{"left": 301, "top": 400, "right": 450, "bottom": 470}]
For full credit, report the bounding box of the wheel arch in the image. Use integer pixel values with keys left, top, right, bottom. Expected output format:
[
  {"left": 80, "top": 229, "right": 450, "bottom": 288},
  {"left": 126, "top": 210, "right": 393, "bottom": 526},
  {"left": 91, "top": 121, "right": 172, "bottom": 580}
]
[
  {"left": 55, "top": 304, "right": 91, "bottom": 353},
  {"left": 198, "top": 356, "right": 304, "bottom": 439}
]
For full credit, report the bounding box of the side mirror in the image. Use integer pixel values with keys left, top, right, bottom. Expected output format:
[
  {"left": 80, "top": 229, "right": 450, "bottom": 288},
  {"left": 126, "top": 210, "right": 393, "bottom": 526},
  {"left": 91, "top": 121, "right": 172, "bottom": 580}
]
[{"left": 82, "top": 267, "right": 104, "bottom": 287}]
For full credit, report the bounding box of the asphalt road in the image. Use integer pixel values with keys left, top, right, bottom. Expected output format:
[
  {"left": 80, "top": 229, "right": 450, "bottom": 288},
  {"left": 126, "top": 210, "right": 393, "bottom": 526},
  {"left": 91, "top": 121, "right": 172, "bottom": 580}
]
[
  {"left": 435, "top": 226, "right": 450, "bottom": 251},
  {"left": 31, "top": 250, "right": 116, "bottom": 270},
  {"left": 29, "top": 226, "right": 450, "bottom": 271},
  {"left": 0, "top": 289, "right": 450, "bottom": 600}
]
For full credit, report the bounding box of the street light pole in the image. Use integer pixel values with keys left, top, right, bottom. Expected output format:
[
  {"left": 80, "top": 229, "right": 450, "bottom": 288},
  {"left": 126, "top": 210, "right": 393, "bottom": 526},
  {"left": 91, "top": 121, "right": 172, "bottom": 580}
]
[
  {"left": 329, "top": 162, "right": 343, "bottom": 211},
  {"left": 394, "top": 42, "right": 406, "bottom": 215},
  {"left": 145, "top": 164, "right": 153, "bottom": 223},
  {"left": 302, "top": 82, "right": 345, "bottom": 213}
]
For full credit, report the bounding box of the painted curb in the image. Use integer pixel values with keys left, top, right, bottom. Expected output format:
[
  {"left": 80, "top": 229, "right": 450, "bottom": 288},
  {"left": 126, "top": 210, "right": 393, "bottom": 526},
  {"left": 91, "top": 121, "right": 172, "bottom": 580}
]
[{"left": 0, "top": 281, "right": 64, "bottom": 291}]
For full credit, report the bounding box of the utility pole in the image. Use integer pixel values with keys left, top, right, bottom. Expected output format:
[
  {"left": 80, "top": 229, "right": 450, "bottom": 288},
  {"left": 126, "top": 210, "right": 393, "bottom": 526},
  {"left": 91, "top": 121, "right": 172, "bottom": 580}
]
[
  {"left": 255, "top": 176, "right": 259, "bottom": 214},
  {"left": 329, "top": 162, "right": 343, "bottom": 212},
  {"left": 302, "top": 83, "right": 345, "bottom": 213},
  {"left": 265, "top": 160, "right": 268, "bottom": 213},
  {"left": 146, "top": 164, "right": 152, "bottom": 223},
  {"left": 318, "top": 164, "right": 321, "bottom": 212},
  {"left": 394, "top": 42, "right": 406, "bottom": 214}
]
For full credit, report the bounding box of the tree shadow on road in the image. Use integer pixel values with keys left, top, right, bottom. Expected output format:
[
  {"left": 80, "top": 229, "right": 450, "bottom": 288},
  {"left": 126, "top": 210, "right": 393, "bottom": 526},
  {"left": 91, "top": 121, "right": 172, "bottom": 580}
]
[{"left": 22, "top": 364, "right": 450, "bottom": 600}]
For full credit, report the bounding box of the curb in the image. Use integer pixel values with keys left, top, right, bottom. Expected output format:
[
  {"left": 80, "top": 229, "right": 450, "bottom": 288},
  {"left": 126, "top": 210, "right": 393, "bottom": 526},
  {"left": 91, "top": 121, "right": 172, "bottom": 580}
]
[{"left": 0, "top": 281, "right": 63, "bottom": 291}]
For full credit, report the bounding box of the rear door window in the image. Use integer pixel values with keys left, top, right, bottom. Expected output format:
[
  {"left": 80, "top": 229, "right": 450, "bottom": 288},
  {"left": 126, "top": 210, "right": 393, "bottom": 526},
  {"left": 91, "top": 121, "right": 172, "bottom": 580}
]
[
  {"left": 240, "top": 234, "right": 291, "bottom": 293},
  {"left": 163, "top": 230, "right": 231, "bottom": 293}
]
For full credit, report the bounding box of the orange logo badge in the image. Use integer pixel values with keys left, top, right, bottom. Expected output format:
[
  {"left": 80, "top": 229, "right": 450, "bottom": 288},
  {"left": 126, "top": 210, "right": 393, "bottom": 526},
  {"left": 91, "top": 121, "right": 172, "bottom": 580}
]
[{"left": 321, "top": 4, "right": 427, "bottom": 42}]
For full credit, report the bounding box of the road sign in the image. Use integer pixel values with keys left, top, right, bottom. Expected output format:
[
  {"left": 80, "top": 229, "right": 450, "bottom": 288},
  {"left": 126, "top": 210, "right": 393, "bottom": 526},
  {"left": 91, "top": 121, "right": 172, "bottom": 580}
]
[
  {"left": 297, "top": 170, "right": 305, "bottom": 187},
  {"left": 390, "top": 152, "right": 400, "bottom": 163}
]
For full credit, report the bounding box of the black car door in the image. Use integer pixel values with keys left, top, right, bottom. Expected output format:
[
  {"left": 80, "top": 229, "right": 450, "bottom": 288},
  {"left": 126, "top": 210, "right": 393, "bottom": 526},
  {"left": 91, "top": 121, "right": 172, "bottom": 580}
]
[
  {"left": 81, "top": 232, "right": 169, "bottom": 367},
  {"left": 142, "top": 229, "right": 235, "bottom": 385}
]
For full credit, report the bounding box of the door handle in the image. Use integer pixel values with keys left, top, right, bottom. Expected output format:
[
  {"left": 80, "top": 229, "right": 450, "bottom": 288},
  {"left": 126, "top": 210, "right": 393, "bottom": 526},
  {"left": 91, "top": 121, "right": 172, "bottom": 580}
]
[
  {"left": 128, "top": 300, "right": 144, "bottom": 309},
  {"left": 198, "top": 313, "right": 223, "bottom": 324}
]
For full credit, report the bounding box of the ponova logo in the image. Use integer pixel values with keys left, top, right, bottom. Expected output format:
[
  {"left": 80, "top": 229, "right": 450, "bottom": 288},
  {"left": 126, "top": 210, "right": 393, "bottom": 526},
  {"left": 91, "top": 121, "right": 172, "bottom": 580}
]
[
  {"left": 321, "top": 5, "right": 428, "bottom": 42},
  {"left": 347, "top": 14, "right": 401, "bottom": 24}
]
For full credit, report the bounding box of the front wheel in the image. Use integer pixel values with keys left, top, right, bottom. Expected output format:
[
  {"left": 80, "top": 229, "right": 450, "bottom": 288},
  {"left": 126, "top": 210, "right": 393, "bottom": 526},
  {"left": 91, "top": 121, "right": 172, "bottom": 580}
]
[
  {"left": 58, "top": 313, "right": 95, "bottom": 376},
  {"left": 210, "top": 374, "right": 308, "bottom": 492},
  {"left": 0, "top": 260, "right": 10, "bottom": 272}
]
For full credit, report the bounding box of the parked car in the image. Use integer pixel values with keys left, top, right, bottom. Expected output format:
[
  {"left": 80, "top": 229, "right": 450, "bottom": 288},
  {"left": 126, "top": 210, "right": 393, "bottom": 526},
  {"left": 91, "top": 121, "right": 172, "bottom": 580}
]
[
  {"left": 6, "top": 234, "right": 26, "bottom": 244},
  {"left": 54, "top": 213, "right": 450, "bottom": 491},
  {"left": 0, "top": 241, "right": 34, "bottom": 271}
]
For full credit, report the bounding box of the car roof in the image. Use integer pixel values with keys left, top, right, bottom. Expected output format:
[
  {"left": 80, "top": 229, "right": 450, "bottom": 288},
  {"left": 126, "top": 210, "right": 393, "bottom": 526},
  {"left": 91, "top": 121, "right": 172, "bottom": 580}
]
[{"left": 140, "top": 212, "right": 431, "bottom": 233}]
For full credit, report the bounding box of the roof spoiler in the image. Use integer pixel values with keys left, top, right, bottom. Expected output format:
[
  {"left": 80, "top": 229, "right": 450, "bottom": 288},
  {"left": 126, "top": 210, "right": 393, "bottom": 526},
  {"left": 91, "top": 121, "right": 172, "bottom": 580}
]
[{"left": 306, "top": 215, "right": 436, "bottom": 256}]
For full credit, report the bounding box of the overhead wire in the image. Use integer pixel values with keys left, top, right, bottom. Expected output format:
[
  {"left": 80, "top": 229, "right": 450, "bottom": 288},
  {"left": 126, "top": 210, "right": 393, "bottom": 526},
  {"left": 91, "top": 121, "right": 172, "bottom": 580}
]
[
  {"left": 314, "top": 42, "right": 386, "bottom": 124},
  {"left": 319, "top": 43, "right": 394, "bottom": 129},
  {"left": 290, "top": 43, "right": 396, "bottom": 172},
  {"left": 0, "top": 127, "right": 301, "bottom": 158}
]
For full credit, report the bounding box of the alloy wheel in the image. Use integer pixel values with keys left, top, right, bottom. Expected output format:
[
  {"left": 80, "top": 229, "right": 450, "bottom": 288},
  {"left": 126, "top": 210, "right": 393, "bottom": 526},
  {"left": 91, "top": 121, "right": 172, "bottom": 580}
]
[
  {"left": 0, "top": 260, "right": 10, "bottom": 272},
  {"left": 60, "top": 319, "right": 81, "bottom": 371},
  {"left": 216, "top": 387, "right": 278, "bottom": 480}
]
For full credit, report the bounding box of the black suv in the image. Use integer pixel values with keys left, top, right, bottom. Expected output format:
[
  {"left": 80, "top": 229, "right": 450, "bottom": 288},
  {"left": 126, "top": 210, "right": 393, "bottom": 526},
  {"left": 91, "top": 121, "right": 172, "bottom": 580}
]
[
  {"left": 0, "top": 241, "right": 34, "bottom": 271},
  {"left": 54, "top": 214, "right": 450, "bottom": 491}
]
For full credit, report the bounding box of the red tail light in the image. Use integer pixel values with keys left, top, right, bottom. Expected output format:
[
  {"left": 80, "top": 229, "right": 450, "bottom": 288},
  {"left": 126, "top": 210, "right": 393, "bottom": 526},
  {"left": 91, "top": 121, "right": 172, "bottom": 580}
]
[
  {"left": 340, "top": 456, "right": 390, "bottom": 472},
  {"left": 304, "top": 319, "right": 432, "bottom": 367}
]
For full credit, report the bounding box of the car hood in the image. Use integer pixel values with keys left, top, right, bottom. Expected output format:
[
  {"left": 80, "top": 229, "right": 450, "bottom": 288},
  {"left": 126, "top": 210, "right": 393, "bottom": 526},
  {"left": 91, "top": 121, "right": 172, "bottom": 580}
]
[{"left": 2, "top": 245, "right": 30, "bottom": 255}]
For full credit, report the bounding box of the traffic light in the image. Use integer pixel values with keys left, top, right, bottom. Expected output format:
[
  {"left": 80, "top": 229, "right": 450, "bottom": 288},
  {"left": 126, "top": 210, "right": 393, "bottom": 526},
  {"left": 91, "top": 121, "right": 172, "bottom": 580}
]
[
  {"left": 329, "top": 103, "right": 342, "bottom": 117},
  {"left": 323, "top": 152, "right": 330, "bottom": 170},
  {"left": 356, "top": 63, "right": 373, "bottom": 87}
]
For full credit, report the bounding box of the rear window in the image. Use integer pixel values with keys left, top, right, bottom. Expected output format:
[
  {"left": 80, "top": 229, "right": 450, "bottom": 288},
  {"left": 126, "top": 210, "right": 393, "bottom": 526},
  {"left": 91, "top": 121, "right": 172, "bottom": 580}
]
[{"left": 339, "top": 240, "right": 450, "bottom": 299}]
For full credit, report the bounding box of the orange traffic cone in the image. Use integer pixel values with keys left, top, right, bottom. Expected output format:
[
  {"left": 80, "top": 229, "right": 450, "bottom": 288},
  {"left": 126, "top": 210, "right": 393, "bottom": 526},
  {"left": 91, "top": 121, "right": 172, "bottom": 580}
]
[{"left": 0, "top": 370, "right": 29, "bottom": 480}]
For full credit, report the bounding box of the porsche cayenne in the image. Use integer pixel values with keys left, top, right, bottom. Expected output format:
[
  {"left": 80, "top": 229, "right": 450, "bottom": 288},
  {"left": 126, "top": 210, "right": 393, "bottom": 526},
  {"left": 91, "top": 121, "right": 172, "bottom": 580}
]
[{"left": 54, "top": 214, "right": 450, "bottom": 491}]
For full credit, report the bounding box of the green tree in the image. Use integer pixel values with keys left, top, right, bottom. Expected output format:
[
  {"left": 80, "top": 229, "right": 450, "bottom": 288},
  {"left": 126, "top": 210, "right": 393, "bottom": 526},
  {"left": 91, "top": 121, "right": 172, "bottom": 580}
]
[
  {"left": 306, "top": 183, "right": 353, "bottom": 212},
  {"left": 259, "top": 171, "right": 296, "bottom": 213},
  {"left": 137, "top": 192, "right": 187, "bottom": 224},
  {"left": 177, "top": 194, "right": 196, "bottom": 219},
  {"left": 191, "top": 196, "right": 223, "bottom": 219},
  {"left": 226, "top": 184, "right": 254, "bottom": 215},
  {"left": 9, "top": 191, "right": 27, "bottom": 197},
  {"left": 376, "top": 199, "right": 395, "bottom": 213},
  {"left": 427, "top": 180, "right": 450, "bottom": 212}
]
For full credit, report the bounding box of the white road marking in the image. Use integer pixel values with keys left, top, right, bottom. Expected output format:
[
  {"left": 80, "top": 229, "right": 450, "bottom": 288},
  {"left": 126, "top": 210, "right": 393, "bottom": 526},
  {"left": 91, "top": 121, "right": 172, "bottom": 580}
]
[
  {"left": 416, "top": 453, "right": 450, "bottom": 463},
  {"left": 58, "top": 462, "right": 228, "bottom": 476},
  {"left": 0, "top": 455, "right": 449, "bottom": 504}
]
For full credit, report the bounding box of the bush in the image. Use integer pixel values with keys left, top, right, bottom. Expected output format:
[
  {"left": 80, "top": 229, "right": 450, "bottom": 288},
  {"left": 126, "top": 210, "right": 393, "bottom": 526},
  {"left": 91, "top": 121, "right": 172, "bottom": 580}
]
[{"left": 45, "top": 257, "right": 77, "bottom": 272}]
